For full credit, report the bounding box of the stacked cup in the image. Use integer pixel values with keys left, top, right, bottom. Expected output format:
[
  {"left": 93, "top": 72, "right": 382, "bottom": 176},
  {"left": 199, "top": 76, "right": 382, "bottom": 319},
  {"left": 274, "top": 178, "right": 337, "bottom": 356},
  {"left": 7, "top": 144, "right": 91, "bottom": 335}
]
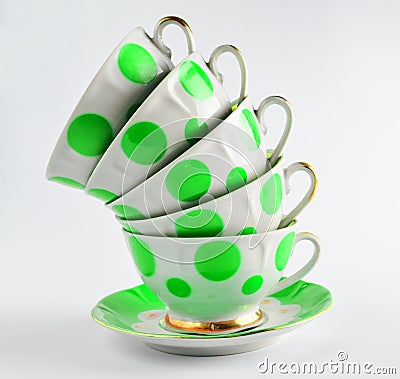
[{"left": 47, "top": 16, "right": 321, "bottom": 336}]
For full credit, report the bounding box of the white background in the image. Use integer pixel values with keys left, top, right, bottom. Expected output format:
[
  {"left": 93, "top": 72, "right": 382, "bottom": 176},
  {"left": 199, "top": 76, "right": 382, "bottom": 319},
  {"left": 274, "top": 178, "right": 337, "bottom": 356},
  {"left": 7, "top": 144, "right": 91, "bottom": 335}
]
[{"left": 1, "top": 0, "right": 400, "bottom": 377}]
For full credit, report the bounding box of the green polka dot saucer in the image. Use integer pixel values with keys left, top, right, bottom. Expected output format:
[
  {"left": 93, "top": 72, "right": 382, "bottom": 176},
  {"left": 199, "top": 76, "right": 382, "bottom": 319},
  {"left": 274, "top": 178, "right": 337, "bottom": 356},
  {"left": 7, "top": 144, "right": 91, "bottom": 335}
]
[
  {"left": 116, "top": 157, "right": 317, "bottom": 237},
  {"left": 46, "top": 16, "right": 195, "bottom": 190},
  {"left": 92, "top": 279, "right": 332, "bottom": 356},
  {"left": 121, "top": 220, "right": 321, "bottom": 336},
  {"left": 84, "top": 45, "right": 248, "bottom": 202},
  {"left": 107, "top": 96, "right": 293, "bottom": 219}
]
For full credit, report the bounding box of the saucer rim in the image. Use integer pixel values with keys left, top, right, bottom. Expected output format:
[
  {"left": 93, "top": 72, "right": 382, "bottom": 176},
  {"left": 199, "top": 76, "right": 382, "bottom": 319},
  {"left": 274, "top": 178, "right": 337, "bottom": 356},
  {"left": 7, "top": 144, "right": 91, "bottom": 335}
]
[{"left": 91, "top": 280, "right": 333, "bottom": 340}]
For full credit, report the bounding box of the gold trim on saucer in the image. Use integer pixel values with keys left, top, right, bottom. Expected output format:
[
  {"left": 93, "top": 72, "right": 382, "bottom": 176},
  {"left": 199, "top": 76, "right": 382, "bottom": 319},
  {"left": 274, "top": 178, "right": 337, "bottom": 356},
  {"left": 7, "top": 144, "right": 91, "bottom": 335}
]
[{"left": 164, "top": 309, "right": 264, "bottom": 333}]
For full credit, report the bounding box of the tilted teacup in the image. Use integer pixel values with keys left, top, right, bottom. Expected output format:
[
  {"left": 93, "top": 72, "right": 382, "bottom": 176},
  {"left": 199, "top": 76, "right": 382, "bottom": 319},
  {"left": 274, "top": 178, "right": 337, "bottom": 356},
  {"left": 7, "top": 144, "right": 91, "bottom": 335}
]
[
  {"left": 47, "top": 16, "right": 195, "bottom": 190},
  {"left": 118, "top": 158, "right": 317, "bottom": 236},
  {"left": 108, "top": 96, "right": 293, "bottom": 219}
]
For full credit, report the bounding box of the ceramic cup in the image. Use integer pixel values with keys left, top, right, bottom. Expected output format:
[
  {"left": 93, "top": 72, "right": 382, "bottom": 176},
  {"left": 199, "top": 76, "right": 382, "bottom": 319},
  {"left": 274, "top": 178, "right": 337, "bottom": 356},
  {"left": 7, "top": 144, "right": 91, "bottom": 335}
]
[
  {"left": 84, "top": 44, "right": 248, "bottom": 203},
  {"left": 122, "top": 220, "right": 320, "bottom": 334},
  {"left": 46, "top": 16, "right": 195, "bottom": 190},
  {"left": 117, "top": 158, "right": 317, "bottom": 236},
  {"left": 107, "top": 96, "right": 292, "bottom": 219}
]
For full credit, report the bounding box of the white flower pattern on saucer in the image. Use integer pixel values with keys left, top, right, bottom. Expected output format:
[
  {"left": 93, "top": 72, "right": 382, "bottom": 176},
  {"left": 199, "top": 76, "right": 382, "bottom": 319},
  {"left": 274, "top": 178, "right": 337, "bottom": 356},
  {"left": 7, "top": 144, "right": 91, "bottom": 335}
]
[
  {"left": 132, "top": 310, "right": 169, "bottom": 335},
  {"left": 259, "top": 297, "right": 301, "bottom": 329},
  {"left": 137, "top": 310, "right": 166, "bottom": 321},
  {"left": 130, "top": 297, "right": 301, "bottom": 335}
]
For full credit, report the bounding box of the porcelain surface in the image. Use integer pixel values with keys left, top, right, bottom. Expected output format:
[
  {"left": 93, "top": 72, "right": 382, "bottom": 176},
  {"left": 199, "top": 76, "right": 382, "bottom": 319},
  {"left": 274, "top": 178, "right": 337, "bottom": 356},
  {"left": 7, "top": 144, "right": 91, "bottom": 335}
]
[
  {"left": 85, "top": 45, "right": 248, "bottom": 201},
  {"left": 122, "top": 222, "right": 320, "bottom": 324},
  {"left": 117, "top": 158, "right": 317, "bottom": 237},
  {"left": 107, "top": 96, "right": 292, "bottom": 219},
  {"left": 47, "top": 17, "right": 194, "bottom": 190}
]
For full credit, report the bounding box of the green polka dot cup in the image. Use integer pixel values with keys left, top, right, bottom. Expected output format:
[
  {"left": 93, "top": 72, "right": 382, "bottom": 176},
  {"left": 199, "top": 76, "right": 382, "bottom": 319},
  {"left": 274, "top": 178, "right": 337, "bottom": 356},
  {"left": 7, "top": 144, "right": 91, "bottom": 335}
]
[
  {"left": 122, "top": 221, "right": 320, "bottom": 334},
  {"left": 108, "top": 96, "right": 292, "bottom": 219},
  {"left": 85, "top": 45, "right": 248, "bottom": 202},
  {"left": 46, "top": 16, "right": 195, "bottom": 190},
  {"left": 117, "top": 158, "right": 317, "bottom": 237}
]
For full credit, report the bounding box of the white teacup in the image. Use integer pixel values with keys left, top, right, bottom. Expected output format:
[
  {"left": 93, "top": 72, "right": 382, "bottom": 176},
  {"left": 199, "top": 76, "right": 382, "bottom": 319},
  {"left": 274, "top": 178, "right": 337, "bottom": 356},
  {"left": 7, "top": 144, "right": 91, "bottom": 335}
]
[
  {"left": 122, "top": 220, "right": 320, "bottom": 334},
  {"left": 107, "top": 96, "right": 292, "bottom": 219},
  {"left": 85, "top": 45, "right": 248, "bottom": 202},
  {"left": 118, "top": 158, "right": 317, "bottom": 236},
  {"left": 46, "top": 16, "right": 195, "bottom": 190}
]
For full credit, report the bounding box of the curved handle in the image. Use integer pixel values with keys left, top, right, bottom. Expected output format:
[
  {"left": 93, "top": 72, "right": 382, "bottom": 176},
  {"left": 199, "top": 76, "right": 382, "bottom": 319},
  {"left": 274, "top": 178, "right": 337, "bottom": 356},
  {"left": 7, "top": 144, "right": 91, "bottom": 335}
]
[
  {"left": 279, "top": 162, "right": 318, "bottom": 229},
  {"left": 256, "top": 96, "right": 293, "bottom": 167},
  {"left": 270, "top": 232, "right": 320, "bottom": 294},
  {"left": 207, "top": 44, "right": 248, "bottom": 105},
  {"left": 152, "top": 16, "right": 196, "bottom": 59}
]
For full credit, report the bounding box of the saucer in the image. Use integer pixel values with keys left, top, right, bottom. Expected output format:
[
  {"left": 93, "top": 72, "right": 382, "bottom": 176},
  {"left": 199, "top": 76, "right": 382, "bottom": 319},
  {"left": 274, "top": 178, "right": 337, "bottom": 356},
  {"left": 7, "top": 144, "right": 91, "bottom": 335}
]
[{"left": 91, "top": 279, "right": 332, "bottom": 356}]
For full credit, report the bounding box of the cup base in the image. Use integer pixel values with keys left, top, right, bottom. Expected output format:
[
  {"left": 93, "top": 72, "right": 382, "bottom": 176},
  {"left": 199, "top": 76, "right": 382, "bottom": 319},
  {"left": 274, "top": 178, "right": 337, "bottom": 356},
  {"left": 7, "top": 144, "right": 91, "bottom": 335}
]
[{"left": 163, "top": 309, "right": 265, "bottom": 335}]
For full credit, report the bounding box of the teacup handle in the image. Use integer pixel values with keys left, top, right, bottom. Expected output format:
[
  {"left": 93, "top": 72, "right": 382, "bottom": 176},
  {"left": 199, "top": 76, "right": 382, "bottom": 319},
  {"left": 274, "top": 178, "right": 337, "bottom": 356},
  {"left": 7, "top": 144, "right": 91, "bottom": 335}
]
[
  {"left": 153, "top": 16, "right": 196, "bottom": 58},
  {"left": 279, "top": 162, "right": 318, "bottom": 229},
  {"left": 256, "top": 96, "right": 293, "bottom": 167},
  {"left": 270, "top": 232, "right": 320, "bottom": 294},
  {"left": 207, "top": 44, "right": 248, "bottom": 105}
]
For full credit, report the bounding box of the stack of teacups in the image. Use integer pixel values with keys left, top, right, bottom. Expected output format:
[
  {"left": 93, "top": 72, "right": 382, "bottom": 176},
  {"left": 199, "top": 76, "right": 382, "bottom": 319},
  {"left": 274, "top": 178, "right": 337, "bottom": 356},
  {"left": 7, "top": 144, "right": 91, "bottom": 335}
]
[{"left": 47, "top": 16, "right": 321, "bottom": 335}]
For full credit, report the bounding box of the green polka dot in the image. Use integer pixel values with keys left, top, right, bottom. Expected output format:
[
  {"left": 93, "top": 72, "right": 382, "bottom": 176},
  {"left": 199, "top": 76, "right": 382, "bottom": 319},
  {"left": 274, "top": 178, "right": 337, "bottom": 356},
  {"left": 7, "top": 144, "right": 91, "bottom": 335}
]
[
  {"left": 88, "top": 188, "right": 118, "bottom": 203},
  {"left": 242, "top": 275, "right": 263, "bottom": 295},
  {"left": 237, "top": 226, "right": 257, "bottom": 235},
  {"left": 226, "top": 167, "right": 247, "bottom": 192},
  {"left": 48, "top": 176, "right": 85, "bottom": 190},
  {"left": 175, "top": 210, "right": 224, "bottom": 237},
  {"left": 275, "top": 232, "right": 296, "bottom": 271},
  {"left": 121, "top": 121, "right": 167, "bottom": 164},
  {"left": 184, "top": 118, "right": 208, "bottom": 145},
  {"left": 118, "top": 43, "right": 157, "bottom": 84},
  {"left": 166, "top": 277, "right": 192, "bottom": 298},
  {"left": 126, "top": 102, "right": 141, "bottom": 122},
  {"left": 195, "top": 241, "right": 241, "bottom": 281},
  {"left": 166, "top": 159, "right": 211, "bottom": 202},
  {"left": 179, "top": 60, "right": 213, "bottom": 100},
  {"left": 67, "top": 114, "right": 113, "bottom": 157},
  {"left": 121, "top": 222, "right": 142, "bottom": 234},
  {"left": 128, "top": 236, "right": 156, "bottom": 277},
  {"left": 260, "top": 173, "right": 283, "bottom": 215},
  {"left": 239, "top": 109, "right": 261, "bottom": 151},
  {"left": 112, "top": 205, "right": 144, "bottom": 220}
]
